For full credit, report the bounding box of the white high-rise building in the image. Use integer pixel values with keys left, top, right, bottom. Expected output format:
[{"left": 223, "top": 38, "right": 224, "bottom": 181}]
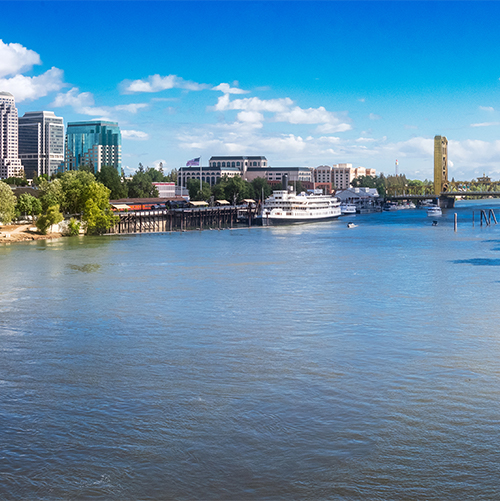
[
  {"left": 0, "top": 92, "right": 24, "bottom": 179},
  {"left": 19, "top": 111, "right": 64, "bottom": 178}
]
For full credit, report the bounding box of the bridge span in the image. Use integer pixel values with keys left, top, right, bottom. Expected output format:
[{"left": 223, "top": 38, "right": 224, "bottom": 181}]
[{"left": 388, "top": 192, "right": 500, "bottom": 208}]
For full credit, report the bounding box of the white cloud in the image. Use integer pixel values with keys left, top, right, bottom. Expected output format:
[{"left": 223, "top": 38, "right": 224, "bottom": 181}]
[
  {"left": 316, "top": 123, "right": 352, "bottom": 134},
  {"left": 369, "top": 113, "right": 381, "bottom": 120},
  {"left": 212, "top": 83, "right": 249, "bottom": 94},
  {"left": 356, "top": 137, "right": 376, "bottom": 143},
  {"left": 470, "top": 122, "right": 500, "bottom": 127},
  {"left": 0, "top": 67, "right": 65, "bottom": 102},
  {"left": 236, "top": 111, "right": 264, "bottom": 128},
  {"left": 479, "top": 106, "right": 494, "bottom": 112},
  {"left": 358, "top": 98, "right": 366, "bottom": 103},
  {"left": 114, "top": 103, "right": 148, "bottom": 113},
  {"left": 122, "top": 74, "right": 209, "bottom": 93},
  {"left": 213, "top": 94, "right": 293, "bottom": 113},
  {"left": 52, "top": 87, "right": 148, "bottom": 117},
  {"left": 0, "top": 39, "right": 41, "bottom": 78},
  {"left": 122, "top": 130, "right": 149, "bottom": 140},
  {"left": 275, "top": 106, "right": 335, "bottom": 125}
]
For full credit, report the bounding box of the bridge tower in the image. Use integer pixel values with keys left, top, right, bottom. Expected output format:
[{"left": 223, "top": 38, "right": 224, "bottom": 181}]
[{"left": 434, "top": 135, "right": 448, "bottom": 195}]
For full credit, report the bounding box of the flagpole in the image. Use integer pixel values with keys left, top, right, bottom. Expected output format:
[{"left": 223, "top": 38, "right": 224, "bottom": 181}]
[{"left": 200, "top": 156, "right": 202, "bottom": 195}]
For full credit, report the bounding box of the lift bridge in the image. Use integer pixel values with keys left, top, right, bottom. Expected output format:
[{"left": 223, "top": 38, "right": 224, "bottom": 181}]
[{"left": 389, "top": 180, "right": 500, "bottom": 208}]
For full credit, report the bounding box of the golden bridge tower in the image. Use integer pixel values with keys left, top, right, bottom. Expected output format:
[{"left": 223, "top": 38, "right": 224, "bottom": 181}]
[{"left": 434, "top": 135, "right": 448, "bottom": 195}]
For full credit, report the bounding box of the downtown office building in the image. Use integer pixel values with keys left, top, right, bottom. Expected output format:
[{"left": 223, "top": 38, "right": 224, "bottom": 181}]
[
  {"left": 18, "top": 111, "right": 64, "bottom": 178},
  {"left": 0, "top": 91, "right": 24, "bottom": 179},
  {"left": 65, "top": 121, "right": 122, "bottom": 173}
]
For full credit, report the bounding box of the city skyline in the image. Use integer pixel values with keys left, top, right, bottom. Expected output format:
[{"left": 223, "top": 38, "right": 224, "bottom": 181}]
[{"left": 2, "top": 1, "right": 500, "bottom": 181}]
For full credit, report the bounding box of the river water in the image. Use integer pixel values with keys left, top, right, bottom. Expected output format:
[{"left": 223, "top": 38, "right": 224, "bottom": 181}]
[{"left": 1, "top": 200, "right": 500, "bottom": 500}]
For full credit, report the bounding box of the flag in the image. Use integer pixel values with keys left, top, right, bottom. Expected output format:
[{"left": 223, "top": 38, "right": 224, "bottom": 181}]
[{"left": 186, "top": 157, "right": 200, "bottom": 166}]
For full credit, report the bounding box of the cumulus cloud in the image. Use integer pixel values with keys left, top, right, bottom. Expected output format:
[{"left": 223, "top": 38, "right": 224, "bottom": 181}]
[
  {"left": 122, "top": 130, "right": 149, "bottom": 140},
  {"left": 212, "top": 83, "right": 249, "bottom": 94},
  {"left": 0, "top": 39, "right": 41, "bottom": 78},
  {"left": 0, "top": 67, "right": 65, "bottom": 102},
  {"left": 236, "top": 111, "right": 264, "bottom": 127},
  {"left": 213, "top": 94, "right": 293, "bottom": 113},
  {"left": 52, "top": 87, "right": 148, "bottom": 117},
  {"left": 122, "top": 74, "right": 210, "bottom": 93}
]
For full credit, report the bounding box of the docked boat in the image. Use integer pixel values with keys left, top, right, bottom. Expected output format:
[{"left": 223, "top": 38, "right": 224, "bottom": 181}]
[
  {"left": 427, "top": 206, "right": 442, "bottom": 217},
  {"left": 340, "top": 203, "right": 357, "bottom": 215},
  {"left": 259, "top": 189, "right": 341, "bottom": 225}
]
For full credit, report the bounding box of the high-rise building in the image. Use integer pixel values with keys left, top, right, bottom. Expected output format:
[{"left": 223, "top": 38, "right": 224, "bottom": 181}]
[
  {"left": 18, "top": 111, "right": 64, "bottom": 178},
  {"left": 65, "top": 121, "right": 121, "bottom": 173},
  {"left": 0, "top": 91, "right": 24, "bottom": 179},
  {"left": 434, "top": 135, "right": 448, "bottom": 195}
]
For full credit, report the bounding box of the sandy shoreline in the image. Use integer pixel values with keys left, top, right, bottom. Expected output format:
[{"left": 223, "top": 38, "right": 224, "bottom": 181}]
[{"left": 0, "top": 224, "right": 62, "bottom": 243}]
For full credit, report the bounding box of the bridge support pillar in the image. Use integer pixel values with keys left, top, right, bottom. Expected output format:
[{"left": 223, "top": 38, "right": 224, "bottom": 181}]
[{"left": 438, "top": 196, "right": 455, "bottom": 208}]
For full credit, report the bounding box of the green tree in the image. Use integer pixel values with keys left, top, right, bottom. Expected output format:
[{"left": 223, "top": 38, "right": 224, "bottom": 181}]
[
  {"left": 127, "top": 170, "right": 159, "bottom": 198},
  {"left": 60, "top": 170, "right": 96, "bottom": 214},
  {"left": 187, "top": 179, "right": 211, "bottom": 201},
  {"left": 16, "top": 193, "right": 42, "bottom": 218},
  {"left": 96, "top": 165, "right": 127, "bottom": 199},
  {"left": 39, "top": 178, "right": 64, "bottom": 212},
  {"left": 36, "top": 204, "right": 63, "bottom": 234},
  {"left": 82, "top": 182, "right": 119, "bottom": 235},
  {"left": 251, "top": 177, "right": 272, "bottom": 200},
  {"left": 4, "top": 176, "right": 28, "bottom": 186},
  {"left": 225, "top": 176, "right": 253, "bottom": 204},
  {"left": 0, "top": 181, "right": 17, "bottom": 224}
]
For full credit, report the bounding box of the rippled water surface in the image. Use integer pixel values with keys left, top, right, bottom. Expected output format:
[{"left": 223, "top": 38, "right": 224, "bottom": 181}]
[{"left": 2, "top": 200, "right": 500, "bottom": 500}]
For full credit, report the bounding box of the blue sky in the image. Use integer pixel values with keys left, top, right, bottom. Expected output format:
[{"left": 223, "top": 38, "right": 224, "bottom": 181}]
[{"left": 2, "top": 1, "right": 500, "bottom": 181}]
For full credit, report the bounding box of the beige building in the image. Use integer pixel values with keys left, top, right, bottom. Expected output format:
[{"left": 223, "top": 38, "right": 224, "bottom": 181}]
[
  {"left": 330, "top": 164, "right": 376, "bottom": 190},
  {"left": 0, "top": 92, "right": 24, "bottom": 179},
  {"left": 434, "top": 135, "right": 448, "bottom": 195}
]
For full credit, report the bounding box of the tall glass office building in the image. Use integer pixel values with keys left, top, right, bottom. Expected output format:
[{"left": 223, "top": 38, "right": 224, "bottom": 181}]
[
  {"left": 65, "top": 121, "right": 121, "bottom": 173},
  {"left": 19, "top": 111, "right": 64, "bottom": 178}
]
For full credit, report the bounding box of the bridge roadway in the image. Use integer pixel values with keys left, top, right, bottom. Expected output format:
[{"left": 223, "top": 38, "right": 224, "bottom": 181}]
[{"left": 388, "top": 192, "right": 500, "bottom": 207}]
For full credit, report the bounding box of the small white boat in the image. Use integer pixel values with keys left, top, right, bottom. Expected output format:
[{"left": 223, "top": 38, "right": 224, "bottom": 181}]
[
  {"left": 347, "top": 222, "right": 357, "bottom": 228},
  {"left": 341, "top": 203, "right": 357, "bottom": 215},
  {"left": 427, "top": 206, "right": 442, "bottom": 217}
]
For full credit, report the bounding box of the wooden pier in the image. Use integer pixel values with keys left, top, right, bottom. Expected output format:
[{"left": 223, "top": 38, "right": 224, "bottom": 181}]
[{"left": 107, "top": 206, "right": 259, "bottom": 235}]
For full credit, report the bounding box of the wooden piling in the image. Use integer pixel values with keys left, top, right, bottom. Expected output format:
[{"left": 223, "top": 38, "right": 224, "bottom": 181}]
[{"left": 454, "top": 213, "right": 457, "bottom": 232}]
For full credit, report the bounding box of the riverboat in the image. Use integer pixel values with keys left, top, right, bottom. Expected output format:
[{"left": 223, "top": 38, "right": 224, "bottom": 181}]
[
  {"left": 259, "top": 189, "right": 341, "bottom": 226},
  {"left": 427, "top": 206, "right": 442, "bottom": 217},
  {"left": 340, "top": 203, "right": 357, "bottom": 215}
]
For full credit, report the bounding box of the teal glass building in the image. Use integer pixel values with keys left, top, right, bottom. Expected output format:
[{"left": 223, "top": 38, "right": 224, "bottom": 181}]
[{"left": 65, "top": 121, "right": 121, "bottom": 173}]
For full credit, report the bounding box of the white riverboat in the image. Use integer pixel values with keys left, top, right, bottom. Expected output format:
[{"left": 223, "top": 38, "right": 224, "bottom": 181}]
[
  {"left": 340, "top": 203, "right": 357, "bottom": 215},
  {"left": 427, "top": 206, "right": 442, "bottom": 217},
  {"left": 259, "top": 189, "right": 341, "bottom": 226}
]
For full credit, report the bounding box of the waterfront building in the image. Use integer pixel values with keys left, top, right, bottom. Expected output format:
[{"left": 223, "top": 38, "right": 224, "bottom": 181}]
[
  {"left": 209, "top": 156, "right": 267, "bottom": 178},
  {"left": 331, "top": 164, "right": 376, "bottom": 190},
  {"left": 178, "top": 165, "right": 240, "bottom": 188},
  {"left": 65, "top": 121, "right": 121, "bottom": 173},
  {"left": 434, "top": 135, "right": 448, "bottom": 195},
  {"left": 18, "top": 111, "right": 64, "bottom": 179},
  {"left": 245, "top": 166, "right": 313, "bottom": 186},
  {"left": 0, "top": 92, "right": 24, "bottom": 179},
  {"left": 152, "top": 182, "right": 190, "bottom": 198}
]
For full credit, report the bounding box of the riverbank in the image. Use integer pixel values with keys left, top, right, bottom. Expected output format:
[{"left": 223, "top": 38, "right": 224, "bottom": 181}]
[{"left": 0, "top": 224, "right": 62, "bottom": 243}]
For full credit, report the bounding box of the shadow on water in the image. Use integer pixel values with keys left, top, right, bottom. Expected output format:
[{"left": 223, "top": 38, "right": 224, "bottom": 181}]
[
  {"left": 66, "top": 263, "right": 101, "bottom": 273},
  {"left": 452, "top": 258, "right": 500, "bottom": 266}
]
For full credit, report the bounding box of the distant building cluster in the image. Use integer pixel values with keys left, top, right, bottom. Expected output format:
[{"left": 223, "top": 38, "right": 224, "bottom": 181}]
[
  {"left": 0, "top": 91, "right": 122, "bottom": 180},
  {"left": 179, "top": 156, "right": 376, "bottom": 193}
]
